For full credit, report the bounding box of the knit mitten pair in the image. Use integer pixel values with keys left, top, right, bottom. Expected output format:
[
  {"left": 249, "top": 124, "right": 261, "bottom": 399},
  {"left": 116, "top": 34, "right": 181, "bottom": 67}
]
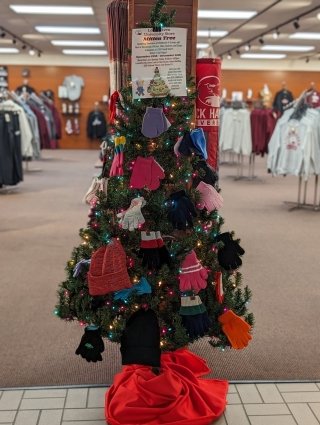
[
  {"left": 139, "top": 231, "right": 170, "bottom": 270},
  {"left": 141, "top": 107, "right": 171, "bottom": 138},
  {"left": 130, "top": 156, "right": 165, "bottom": 191}
]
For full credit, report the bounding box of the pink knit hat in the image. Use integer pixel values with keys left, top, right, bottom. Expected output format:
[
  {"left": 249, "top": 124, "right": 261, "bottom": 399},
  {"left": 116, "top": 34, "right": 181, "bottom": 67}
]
[{"left": 88, "top": 238, "right": 132, "bottom": 296}]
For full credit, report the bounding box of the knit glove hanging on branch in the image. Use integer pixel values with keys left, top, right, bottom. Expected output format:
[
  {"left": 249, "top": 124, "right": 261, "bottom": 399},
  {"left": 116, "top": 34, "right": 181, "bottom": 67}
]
[
  {"left": 139, "top": 231, "right": 170, "bottom": 270},
  {"left": 196, "top": 181, "right": 223, "bottom": 212},
  {"left": 180, "top": 294, "right": 210, "bottom": 339},
  {"left": 192, "top": 160, "right": 218, "bottom": 188},
  {"left": 117, "top": 197, "right": 146, "bottom": 231},
  {"left": 215, "top": 232, "right": 245, "bottom": 270},
  {"left": 174, "top": 128, "right": 207, "bottom": 160},
  {"left": 167, "top": 190, "right": 197, "bottom": 230},
  {"left": 130, "top": 156, "right": 165, "bottom": 191},
  {"left": 83, "top": 177, "right": 109, "bottom": 205},
  {"left": 75, "top": 326, "right": 105, "bottom": 362},
  {"left": 218, "top": 310, "right": 252, "bottom": 349},
  {"left": 109, "top": 136, "right": 126, "bottom": 177},
  {"left": 179, "top": 250, "right": 208, "bottom": 293}
]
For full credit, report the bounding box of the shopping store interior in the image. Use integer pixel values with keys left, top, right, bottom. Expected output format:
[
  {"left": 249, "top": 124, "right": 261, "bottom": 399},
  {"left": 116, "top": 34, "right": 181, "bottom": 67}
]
[{"left": 0, "top": 1, "right": 320, "bottom": 424}]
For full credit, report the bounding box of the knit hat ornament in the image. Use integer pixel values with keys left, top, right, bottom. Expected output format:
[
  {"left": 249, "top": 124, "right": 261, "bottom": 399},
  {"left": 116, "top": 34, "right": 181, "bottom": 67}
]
[{"left": 87, "top": 238, "right": 132, "bottom": 296}]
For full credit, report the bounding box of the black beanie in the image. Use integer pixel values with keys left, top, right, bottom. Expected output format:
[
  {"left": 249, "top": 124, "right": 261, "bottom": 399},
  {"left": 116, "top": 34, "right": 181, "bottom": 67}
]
[{"left": 120, "top": 309, "right": 161, "bottom": 367}]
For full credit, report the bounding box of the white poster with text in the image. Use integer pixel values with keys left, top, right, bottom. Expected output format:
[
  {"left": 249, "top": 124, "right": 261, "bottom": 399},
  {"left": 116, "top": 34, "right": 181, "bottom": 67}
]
[{"left": 132, "top": 27, "right": 187, "bottom": 99}]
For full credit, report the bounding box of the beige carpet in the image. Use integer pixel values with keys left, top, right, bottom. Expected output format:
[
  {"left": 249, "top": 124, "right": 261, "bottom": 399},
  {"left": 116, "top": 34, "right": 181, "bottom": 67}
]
[{"left": 1, "top": 150, "right": 319, "bottom": 388}]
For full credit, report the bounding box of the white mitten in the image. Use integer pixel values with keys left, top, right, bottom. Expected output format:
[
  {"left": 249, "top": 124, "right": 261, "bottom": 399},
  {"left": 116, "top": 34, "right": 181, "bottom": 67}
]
[
  {"left": 117, "top": 197, "right": 146, "bottom": 231},
  {"left": 83, "top": 177, "right": 109, "bottom": 205}
]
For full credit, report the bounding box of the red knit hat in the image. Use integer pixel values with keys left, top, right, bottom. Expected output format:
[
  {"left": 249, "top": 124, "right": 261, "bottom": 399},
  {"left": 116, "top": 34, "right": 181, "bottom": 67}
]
[{"left": 88, "top": 238, "right": 132, "bottom": 296}]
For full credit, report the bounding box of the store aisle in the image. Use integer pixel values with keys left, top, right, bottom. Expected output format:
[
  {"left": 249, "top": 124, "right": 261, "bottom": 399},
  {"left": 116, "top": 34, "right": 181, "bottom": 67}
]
[
  {"left": 1, "top": 382, "right": 320, "bottom": 425},
  {"left": 0, "top": 150, "right": 319, "bottom": 388}
]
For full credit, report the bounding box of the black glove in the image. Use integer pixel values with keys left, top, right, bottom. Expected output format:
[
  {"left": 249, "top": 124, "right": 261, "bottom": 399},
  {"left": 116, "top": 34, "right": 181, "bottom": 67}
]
[
  {"left": 215, "top": 232, "right": 245, "bottom": 270},
  {"left": 139, "top": 231, "right": 171, "bottom": 270},
  {"left": 167, "top": 190, "right": 197, "bottom": 230},
  {"left": 181, "top": 312, "right": 210, "bottom": 339},
  {"left": 192, "top": 160, "right": 218, "bottom": 188},
  {"left": 75, "top": 327, "right": 104, "bottom": 362}
]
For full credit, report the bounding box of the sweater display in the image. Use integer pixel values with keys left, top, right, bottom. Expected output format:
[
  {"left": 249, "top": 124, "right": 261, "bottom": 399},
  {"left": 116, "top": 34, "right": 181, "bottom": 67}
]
[
  {"left": 273, "top": 89, "right": 294, "bottom": 114},
  {"left": 87, "top": 110, "right": 107, "bottom": 140},
  {"left": 267, "top": 107, "right": 320, "bottom": 180},
  {"left": 219, "top": 108, "right": 252, "bottom": 156}
]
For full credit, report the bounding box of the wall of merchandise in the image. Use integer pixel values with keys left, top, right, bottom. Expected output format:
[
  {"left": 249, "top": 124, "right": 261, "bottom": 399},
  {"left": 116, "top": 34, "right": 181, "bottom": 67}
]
[
  {"left": 221, "top": 70, "right": 319, "bottom": 101},
  {"left": 5, "top": 65, "right": 110, "bottom": 149}
]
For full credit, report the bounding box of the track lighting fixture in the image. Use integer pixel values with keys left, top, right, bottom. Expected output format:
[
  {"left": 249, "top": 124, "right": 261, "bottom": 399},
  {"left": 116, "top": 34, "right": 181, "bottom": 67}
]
[
  {"left": 22, "top": 44, "right": 27, "bottom": 50},
  {"left": 29, "top": 48, "right": 35, "bottom": 56},
  {"left": 236, "top": 49, "right": 240, "bottom": 55},
  {"left": 0, "top": 26, "right": 40, "bottom": 57},
  {"left": 12, "top": 38, "right": 17, "bottom": 44},
  {"left": 227, "top": 52, "right": 232, "bottom": 60},
  {"left": 259, "top": 37, "right": 264, "bottom": 45},
  {"left": 1, "top": 31, "right": 6, "bottom": 38},
  {"left": 37, "top": 51, "right": 41, "bottom": 58},
  {"left": 305, "top": 57, "right": 310, "bottom": 63},
  {"left": 273, "top": 29, "right": 280, "bottom": 39},
  {"left": 244, "top": 44, "right": 251, "bottom": 51},
  {"left": 293, "top": 20, "right": 300, "bottom": 29}
]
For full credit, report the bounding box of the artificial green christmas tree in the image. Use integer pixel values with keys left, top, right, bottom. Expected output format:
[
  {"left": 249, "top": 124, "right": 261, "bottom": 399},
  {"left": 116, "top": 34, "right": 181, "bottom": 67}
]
[{"left": 55, "top": 0, "right": 253, "bottom": 360}]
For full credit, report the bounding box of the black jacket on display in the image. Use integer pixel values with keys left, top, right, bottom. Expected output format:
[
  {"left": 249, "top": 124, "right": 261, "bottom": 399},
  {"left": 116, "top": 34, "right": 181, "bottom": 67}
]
[
  {"left": 0, "top": 111, "right": 23, "bottom": 186},
  {"left": 87, "top": 111, "right": 107, "bottom": 140},
  {"left": 15, "top": 85, "right": 36, "bottom": 96},
  {"left": 273, "top": 89, "right": 294, "bottom": 114}
]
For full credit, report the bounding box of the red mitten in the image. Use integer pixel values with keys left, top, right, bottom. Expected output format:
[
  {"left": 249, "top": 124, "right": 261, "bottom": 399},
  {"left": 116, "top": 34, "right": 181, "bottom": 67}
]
[
  {"left": 178, "top": 250, "right": 208, "bottom": 293},
  {"left": 215, "top": 271, "right": 224, "bottom": 304},
  {"left": 218, "top": 310, "right": 252, "bottom": 349}
]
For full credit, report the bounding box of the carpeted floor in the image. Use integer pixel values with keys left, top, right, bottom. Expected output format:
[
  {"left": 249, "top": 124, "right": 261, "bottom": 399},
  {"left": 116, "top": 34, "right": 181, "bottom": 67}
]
[{"left": 1, "top": 150, "right": 319, "bottom": 388}]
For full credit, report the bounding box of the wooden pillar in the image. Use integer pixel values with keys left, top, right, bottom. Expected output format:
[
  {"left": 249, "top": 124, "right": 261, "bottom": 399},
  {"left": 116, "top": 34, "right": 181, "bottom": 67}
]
[{"left": 128, "top": 0, "right": 198, "bottom": 77}]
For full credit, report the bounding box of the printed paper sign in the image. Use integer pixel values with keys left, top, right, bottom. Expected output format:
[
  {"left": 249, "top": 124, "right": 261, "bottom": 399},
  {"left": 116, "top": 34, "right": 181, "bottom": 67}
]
[{"left": 132, "top": 27, "right": 187, "bottom": 99}]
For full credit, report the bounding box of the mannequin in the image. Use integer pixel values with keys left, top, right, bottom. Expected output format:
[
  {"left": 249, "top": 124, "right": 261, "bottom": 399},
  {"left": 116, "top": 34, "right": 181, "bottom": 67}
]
[
  {"left": 87, "top": 102, "right": 107, "bottom": 140},
  {"left": 15, "top": 78, "right": 36, "bottom": 95},
  {"left": 272, "top": 81, "right": 294, "bottom": 114},
  {"left": 259, "top": 84, "right": 272, "bottom": 108},
  {"left": 306, "top": 81, "right": 320, "bottom": 108}
]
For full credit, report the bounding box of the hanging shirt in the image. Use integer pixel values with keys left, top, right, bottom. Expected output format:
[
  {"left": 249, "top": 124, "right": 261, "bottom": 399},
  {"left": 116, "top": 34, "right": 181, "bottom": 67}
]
[
  {"left": 219, "top": 108, "right": 252, "bottom": 156},
  {"left": 62, "top": 75, "right": 84, "bottom": 101},
  {"left": 272, "top": 89, "right": 294, "bottom": 114},
  {"left": 87, "top": 110, "right": 107, "bottom": 139}
]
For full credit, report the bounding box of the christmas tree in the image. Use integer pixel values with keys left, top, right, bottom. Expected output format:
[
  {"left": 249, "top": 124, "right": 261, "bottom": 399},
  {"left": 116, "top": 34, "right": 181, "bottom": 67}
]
[
  {"left": 147, "top": 66, "right": 170, "bottom": 97},
  {"left": 55, "top": 0, "right": 253, "bottom": 360}
]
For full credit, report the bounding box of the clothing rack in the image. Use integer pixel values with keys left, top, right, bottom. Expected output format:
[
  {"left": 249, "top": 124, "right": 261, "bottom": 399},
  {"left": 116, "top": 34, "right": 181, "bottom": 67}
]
[{"left": 284, "top": 175, "right": 320, "bottom": 211}]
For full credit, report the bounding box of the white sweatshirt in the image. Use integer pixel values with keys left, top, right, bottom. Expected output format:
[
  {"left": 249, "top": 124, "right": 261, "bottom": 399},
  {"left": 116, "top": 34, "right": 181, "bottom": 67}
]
[{"left": 219, "top": 108, "right": 252, "bottom": 156}]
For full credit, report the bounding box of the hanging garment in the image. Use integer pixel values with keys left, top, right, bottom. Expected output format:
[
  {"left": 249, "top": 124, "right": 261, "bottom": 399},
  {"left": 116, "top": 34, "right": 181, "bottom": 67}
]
[
  {"left": 267, "top": 108, "right": 320, "bottom": 180},
  {"left": 219, "top": 108, "right": 252, "bottom": 156},
  {"left": 15, "top": 84, "right": 35, "bottom": 96},
  {"left": 250, "top": 109, "right": 277, "bottom": 156},
  {"left": 62, "top": 75, "right": 84, "bottom": 101},
  {"left": 0, "top": 111, "right": 23, "bottom": 186},
  {"left": 273, "top": 89, "right": 294, "bottom": 114},
  {"left": 306, "top": 90, "right": 320, "bottom": 108},
  {"left": 87, "top": 110, "right": 107, "bottom": 139}
]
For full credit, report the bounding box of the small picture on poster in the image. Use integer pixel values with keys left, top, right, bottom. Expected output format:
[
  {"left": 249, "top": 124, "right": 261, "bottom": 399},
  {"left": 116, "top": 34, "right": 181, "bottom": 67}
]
[{"left": 132, "top": 27, "right": 187, "bottom": 99}]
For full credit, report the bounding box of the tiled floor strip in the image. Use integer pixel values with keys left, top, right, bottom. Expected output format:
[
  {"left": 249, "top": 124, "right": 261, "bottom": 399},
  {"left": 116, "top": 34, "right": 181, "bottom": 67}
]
[{"left": 0, "top": 383, "right": 320, "bottom": 425}]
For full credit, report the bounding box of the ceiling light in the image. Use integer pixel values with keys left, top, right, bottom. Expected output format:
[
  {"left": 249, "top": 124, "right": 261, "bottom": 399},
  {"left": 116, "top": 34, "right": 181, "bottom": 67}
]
[
  {"left": 35, "top": 26, "right": 100, "bottom": 34},
  {"left": 197, "top": 30, "right": 228, "bottom": 37},
  {"left": 0, "top": 47, "right": 19, "bottom": 53},
  {"left": 240, "top": 53, "right": 286, "bottom": 59},
  {"left": 290, "top": 32, "right": 320, "bottom": 40},
  {"left": 29, "top": 48, "right": 35, "bottom": 56},
  {"left": 37, "top": 51, "right": 41, "bottom": 57},
  {"left": 293, "top": 20, "right": 300, "bottom": 29},
  {"left": 244, "top": 44, "right": 251, "bottom": 51},
  {"left": 197, "top": 43, "right": 209, "bottom": 49},
  {"left": 272, "top": 29, "right": 280, "bottom": 39},
  {"left": 305, "top": 57, "right": 310, "bottom": 63},
  {"left": 12, "top": 38, "right": 17, "bottom": 44},
  {"left": 259, "top": 37, "right": 264, "bottom": 45},
  {"left": 62, "top": 49, "right": 108, "bottom": 55},
  {"left": 317, "top": 12, "right": 320, "bottom": 20},
  {"left": 51, "top": 40, "right": 105, "bottom": 47},
  {"left": 261, "top": 44, "right": 315, "bottom": 52},
  {"left": 198, "top": 10, "right": 256, "bottom": 19},
  {"left": 227, "top": 52, "right": 232, "bottom": 59},
  {"left": 1, "top": 31, "right": 6, "bottom": 38},
  {"left": 236, "top": 49, "right": 240, "bottom": 55},
  {"left": 22, "top": 44, "right": 26, "bottom": 50},
  {"left": 10, "top": 5, "right": 94, "bottom": 15}
]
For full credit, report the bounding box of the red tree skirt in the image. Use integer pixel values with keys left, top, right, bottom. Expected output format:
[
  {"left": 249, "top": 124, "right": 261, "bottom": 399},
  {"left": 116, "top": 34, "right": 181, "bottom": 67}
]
[{"left": 106, "top": 348, "right": 228, "bottom": 425}]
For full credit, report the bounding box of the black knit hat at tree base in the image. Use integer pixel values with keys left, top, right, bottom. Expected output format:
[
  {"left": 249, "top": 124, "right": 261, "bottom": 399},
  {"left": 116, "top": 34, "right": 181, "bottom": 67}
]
[{"left": 120, "top": 308, "right": 161, "bottom": 367}]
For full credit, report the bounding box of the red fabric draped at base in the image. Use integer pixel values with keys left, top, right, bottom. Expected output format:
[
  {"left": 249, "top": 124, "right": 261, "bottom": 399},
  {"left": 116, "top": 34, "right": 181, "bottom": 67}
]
[{"left": 106, "top": 349, "right": 228, "bottom": 425}]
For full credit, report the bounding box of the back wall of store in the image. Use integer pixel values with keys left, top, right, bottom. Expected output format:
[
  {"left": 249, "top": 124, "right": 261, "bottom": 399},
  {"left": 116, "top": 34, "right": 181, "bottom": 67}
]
[{"left": 7, "top": 65, "right": 110, "bottom": 149}]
